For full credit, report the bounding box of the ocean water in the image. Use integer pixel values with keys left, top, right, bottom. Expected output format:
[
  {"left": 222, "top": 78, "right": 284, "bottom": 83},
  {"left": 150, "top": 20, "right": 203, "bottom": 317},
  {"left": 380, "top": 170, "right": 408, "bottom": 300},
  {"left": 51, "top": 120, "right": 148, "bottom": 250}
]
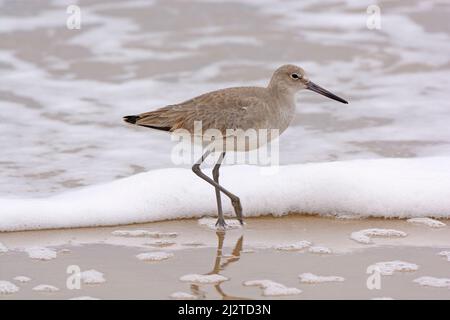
[{"left": 0, "top": 0, "right": 450, "bottom": 199}]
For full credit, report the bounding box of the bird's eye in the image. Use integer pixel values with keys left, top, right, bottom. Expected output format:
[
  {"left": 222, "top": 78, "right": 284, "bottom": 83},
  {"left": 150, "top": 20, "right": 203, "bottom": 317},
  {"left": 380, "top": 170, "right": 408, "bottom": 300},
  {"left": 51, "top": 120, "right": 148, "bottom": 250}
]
[{"left": 290, "top": 73, "right": 301, "bottom": 80}]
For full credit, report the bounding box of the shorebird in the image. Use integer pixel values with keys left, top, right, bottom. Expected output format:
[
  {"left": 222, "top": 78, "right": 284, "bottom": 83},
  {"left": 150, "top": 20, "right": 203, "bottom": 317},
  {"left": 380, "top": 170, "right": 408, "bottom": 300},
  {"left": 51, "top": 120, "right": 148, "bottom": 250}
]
[{"left": 124, "top": 64, "right": 348, "bottom": 229}]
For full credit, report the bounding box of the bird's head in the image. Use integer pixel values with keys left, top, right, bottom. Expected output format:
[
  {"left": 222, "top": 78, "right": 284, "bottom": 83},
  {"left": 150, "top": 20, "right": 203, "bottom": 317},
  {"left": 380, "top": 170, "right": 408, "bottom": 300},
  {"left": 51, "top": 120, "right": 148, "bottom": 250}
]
[{"left": 269, "top": 64, "right": 348, "bottom": 104}]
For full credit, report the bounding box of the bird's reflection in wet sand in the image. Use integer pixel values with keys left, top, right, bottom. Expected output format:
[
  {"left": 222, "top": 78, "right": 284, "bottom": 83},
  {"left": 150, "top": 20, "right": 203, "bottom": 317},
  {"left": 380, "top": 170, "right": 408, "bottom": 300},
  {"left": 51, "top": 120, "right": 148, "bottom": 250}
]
[{"left": 190, "top": 231, "right": 249, "bottom": 299}]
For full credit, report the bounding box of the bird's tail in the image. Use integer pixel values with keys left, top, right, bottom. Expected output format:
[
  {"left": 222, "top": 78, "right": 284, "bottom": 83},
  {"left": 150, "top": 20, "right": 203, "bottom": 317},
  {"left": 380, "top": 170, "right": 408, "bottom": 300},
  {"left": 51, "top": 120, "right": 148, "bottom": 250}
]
[
  {"left": 123, "top": 112, "right": 172, "bottom": 132},
  {"left": 123, "top": 115, "right": 140, "bottom": 124}
]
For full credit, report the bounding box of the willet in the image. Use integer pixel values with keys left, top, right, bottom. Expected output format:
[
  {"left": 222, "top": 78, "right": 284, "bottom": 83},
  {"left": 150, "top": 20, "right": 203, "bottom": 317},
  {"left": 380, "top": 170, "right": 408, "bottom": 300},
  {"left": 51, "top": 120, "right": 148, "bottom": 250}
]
[{"left": 124, "top": 64, "right": 348, "bottom": 229}]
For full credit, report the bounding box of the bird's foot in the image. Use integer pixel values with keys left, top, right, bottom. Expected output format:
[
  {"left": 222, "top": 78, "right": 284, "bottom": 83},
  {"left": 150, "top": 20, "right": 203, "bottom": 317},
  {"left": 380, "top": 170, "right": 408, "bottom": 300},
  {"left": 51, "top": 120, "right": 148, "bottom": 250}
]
[
  {"left": 231, "top": 197, "right": 244, "bottom": 225},
  {"left": 215, "top": 218, "right": 228, "bottom": 231}
]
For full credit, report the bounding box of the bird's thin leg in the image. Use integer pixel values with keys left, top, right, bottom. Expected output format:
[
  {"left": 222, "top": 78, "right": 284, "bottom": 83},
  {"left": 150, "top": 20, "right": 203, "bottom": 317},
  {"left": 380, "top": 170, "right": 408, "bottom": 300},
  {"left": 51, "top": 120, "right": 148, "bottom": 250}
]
[
  {"left": 192, "top": 150, "right": 243, "bottom": 224},
  {"left": 213, "top": 152, "right": 226, "bottom": 229}
]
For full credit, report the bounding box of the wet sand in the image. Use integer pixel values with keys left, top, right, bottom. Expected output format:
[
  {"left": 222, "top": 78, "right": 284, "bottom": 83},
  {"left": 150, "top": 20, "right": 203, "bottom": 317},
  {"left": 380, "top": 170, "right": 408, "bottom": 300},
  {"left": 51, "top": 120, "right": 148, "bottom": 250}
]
[{"left": 1, "top": 215, "right": 450, "bottom": 299}]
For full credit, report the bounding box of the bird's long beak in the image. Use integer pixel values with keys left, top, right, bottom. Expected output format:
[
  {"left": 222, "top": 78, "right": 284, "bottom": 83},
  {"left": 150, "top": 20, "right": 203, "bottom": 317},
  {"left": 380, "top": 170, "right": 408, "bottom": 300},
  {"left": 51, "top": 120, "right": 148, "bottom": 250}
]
[{"left": 306, "top": 81, "right": 348, "bottom": 104}]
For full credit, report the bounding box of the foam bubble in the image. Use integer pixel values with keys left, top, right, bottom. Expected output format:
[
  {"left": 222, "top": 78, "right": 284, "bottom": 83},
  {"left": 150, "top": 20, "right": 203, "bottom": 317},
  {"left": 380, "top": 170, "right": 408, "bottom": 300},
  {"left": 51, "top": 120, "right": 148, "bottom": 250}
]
[
  {"left": 275, "top": 241, "right": 312, "bottom": 251},
  {"left": 243, "top": 279, "right": 301, "bottom": 296},
  {"left": 370, "top": 260, "right": 418, "bottom": 276},
  {"left": 0, "top": 281, "right": 19, "bottom": 294},
  {"left": 32, "top": 284, "right": 59, "bottom": 292},
  {"left": 80, "top": 270, "right": 106, "bottom": 284},
  {"left": 0, "top": 242, "right": 7, "bottom": 253},
  {"left": 179, "top": 274, "right": 228, "bottom": 284},
  {"left": 170, "top": 291, "right": 197, "bottom": 300},
  {"left": 350, "top": 229, "right": 407, "bottom": 244},
  {"left": 198, "top": 218, "right": 243, "bottom": 230},
  {"left": 25, "top": 247, "right": 57, "bottom": 261},
  {"left": 145, "top": 240, "right": 176, "bottom": 247},
  {"left": 112, "top": 230, "right": 178, "bottom": 238},
  {"left": 136, "top": 251, "right": 173, "bottom": 261},
  {"left": 407, "top": 217, "right": 446, "bottom": 228},
  {"left": 413, "top": 276, "right": 450, "bottom": 288},
  {"left": 298, "top": 273, "right": 345, "bottom": 284},
  {"left": 308, "top": 246, "right": 332, "bottom": 254},
  {"left": 437, "top": 251, "right": 450, "bottom": 262},
  {"left": 13, "top": 276, "right": 31, "bottom": 283}
]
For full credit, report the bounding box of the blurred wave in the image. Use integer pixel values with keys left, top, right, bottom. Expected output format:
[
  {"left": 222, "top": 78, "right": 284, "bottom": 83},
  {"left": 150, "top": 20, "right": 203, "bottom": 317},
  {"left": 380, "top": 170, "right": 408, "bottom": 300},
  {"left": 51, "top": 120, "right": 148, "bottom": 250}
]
[{"left": 0, "top": 0, "right": 449, "bottom": 196}]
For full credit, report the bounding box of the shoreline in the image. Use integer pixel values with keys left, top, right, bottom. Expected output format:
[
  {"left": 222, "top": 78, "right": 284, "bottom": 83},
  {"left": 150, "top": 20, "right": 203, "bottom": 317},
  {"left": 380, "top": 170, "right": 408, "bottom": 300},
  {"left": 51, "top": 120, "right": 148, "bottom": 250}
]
[
  {"left": 2, "top": 157, "right": 450, "bottom": 232},
  {"left": 1, "top": 215, "right": 450, "bottom": 299}
]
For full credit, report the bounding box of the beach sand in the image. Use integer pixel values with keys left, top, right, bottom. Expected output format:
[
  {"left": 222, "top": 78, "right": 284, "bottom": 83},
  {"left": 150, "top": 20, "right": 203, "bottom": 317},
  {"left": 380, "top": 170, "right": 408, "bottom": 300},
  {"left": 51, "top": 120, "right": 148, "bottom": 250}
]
[{"left": 1, "top": 215, "right": 450, "bottom": 300}]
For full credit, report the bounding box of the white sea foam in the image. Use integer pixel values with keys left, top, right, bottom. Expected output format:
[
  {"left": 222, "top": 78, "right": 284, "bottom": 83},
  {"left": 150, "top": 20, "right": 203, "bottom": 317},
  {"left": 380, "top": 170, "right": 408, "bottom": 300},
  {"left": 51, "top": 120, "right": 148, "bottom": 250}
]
[
  {"left": 413, "top": 276, "right": 450, "bottom": 288},
  {"left": 145, "top": 240, "right": 176, "bottom": 247},
  {"left": 112, "top": 230, "right": 178, "bottom": 238},
  {"left": 437, "top": 251, "right": 450, "bottom": 262},
  {"left": 2, "top": 157, "right": 450, "bottom": 232},
  {"left": 80, "top": 270, "right": 106, "bottom": 284},
  {"left": 275, "top": 241, "right": 312, "bottom": 251},
  {"left": 298, "top": 273, "right": 345, "bottom": 284},
  {"left": 179, "top": 274, "right": 228, "bottom": 284},
  {"left": 350, "top": 228, "right": 407, "bottom": 244},
  {"left": 112, "top": 230, "right": 157, "bottom": 237},
  {"left": 369, "top": 261, "right": 418, "bottom": 276},
  {"left": 32, "top": 284, "right": 59, "bottom": 292},
  {"left": 13, "top": 276, "right": 31, "bottom": 283},
  {"left": 243, "top": 280, "right": 301, "bottom": 296},
  {"left": 170, "top": 291, "right": 197, "bottom": 300},
  {"left": 0, "top": 242, "right": 8, "bottom": 253},
  {"left": 25, "top": 247, "right": 57, "bottom": 260},
  {"left": 198, "top": 218, "right": 243, "bottom": 230},
  {"left": 308, "top": 246, "right": 332, "bottom": 254},
  {"left": 407, "top": 218, "right": 446, "bottom": 228},
  {"left": 0, "top": 281, "right": 19, "bottom": 294},
  {"left": 136, "top": 251, "right": 173, "bottom": 262}
]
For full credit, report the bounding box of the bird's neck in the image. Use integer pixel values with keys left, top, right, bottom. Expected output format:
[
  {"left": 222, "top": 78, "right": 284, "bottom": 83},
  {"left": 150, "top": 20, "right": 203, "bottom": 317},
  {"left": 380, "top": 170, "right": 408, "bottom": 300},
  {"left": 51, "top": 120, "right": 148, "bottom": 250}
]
[{"left": 267, "top": 83, "right": 296, "bottom": 106}]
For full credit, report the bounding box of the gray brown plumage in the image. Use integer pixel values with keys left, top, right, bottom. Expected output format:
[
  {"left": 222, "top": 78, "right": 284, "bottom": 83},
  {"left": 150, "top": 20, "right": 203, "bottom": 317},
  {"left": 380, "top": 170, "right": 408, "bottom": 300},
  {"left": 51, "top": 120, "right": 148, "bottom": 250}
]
[
  {"left": 123, "top": 64, "right": 348, "bottom": 229},
  {"left": 124, "top": 87, "right": 277, "bottom": 136}
]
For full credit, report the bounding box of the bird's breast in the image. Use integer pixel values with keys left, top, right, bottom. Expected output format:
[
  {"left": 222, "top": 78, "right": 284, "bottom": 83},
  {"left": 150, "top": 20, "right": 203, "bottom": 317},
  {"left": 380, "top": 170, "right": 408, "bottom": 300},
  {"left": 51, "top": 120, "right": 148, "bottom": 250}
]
[{"left": 270, "top": 100, "right": 296, "bottom": 135}]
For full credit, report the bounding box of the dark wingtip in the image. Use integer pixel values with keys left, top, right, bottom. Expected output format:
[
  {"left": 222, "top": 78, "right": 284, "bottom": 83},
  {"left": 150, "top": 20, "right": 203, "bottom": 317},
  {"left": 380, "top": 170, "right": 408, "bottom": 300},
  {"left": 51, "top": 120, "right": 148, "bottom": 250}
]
[{"left": 123, "top": 115, "right": 140, "bottom": 124}]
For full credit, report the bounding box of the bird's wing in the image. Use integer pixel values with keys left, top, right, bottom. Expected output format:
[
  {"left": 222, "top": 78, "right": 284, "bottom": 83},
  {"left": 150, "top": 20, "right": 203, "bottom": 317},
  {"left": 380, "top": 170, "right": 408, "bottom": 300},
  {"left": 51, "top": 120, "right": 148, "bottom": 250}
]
[{"left": 133, "top": 88, "right": 270, "bottom": 134}]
